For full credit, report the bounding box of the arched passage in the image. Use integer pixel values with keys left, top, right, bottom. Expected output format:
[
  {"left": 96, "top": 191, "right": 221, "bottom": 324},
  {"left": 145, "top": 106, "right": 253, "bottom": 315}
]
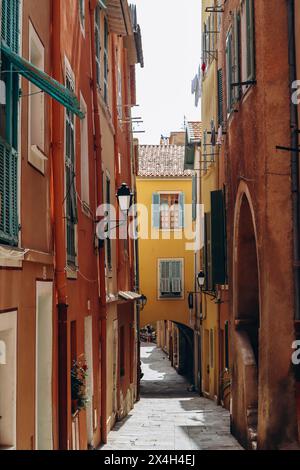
[{"left": 232, "top": 187, "right": 260, "bottom": 450}]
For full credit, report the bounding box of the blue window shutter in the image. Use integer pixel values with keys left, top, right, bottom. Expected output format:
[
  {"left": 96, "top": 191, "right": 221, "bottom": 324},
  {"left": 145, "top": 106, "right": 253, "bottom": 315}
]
[
  {"left": 152, "top": 193, "right": 160, "bottom": 228},
  {"left": 179, "top": 192, "right": 185, "bottom": 228},
  {"left": 192, "top": 176, "right": 197, "bottom": 221}
]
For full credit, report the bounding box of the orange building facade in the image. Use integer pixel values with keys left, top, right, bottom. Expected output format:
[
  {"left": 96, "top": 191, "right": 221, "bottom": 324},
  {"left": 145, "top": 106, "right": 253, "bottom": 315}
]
[{"left": 0, "top": 0, "right": 143, "bottom": 450}]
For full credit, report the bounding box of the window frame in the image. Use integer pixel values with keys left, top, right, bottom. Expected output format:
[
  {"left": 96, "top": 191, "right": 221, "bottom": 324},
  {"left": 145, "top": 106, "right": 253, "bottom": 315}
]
[
  {"left": 158, "top": 258, "right": 184, "bottom": 300},
  {"left": 95, "top": 5, "right": 101, "bottom": 88},
  {"left": 152, "top": 191, "right": 185, "bottom": 231},
  {"left": 65, "top": 61, "right": 78, "bottom": 268},
  {"left": 103, "top": 17, "right": 109, "bottom": 104}
]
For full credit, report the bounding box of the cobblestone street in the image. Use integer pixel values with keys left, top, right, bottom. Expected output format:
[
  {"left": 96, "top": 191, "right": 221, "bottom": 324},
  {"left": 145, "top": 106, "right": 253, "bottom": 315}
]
[{"left": 101, "top": 344, "right": 243, "bottom": 450}]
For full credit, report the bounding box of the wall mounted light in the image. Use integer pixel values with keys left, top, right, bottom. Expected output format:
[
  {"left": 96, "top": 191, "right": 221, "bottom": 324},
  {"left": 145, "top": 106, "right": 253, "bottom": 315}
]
[{"left": 116, "top": 183, "right": 134, "bottom": 215}]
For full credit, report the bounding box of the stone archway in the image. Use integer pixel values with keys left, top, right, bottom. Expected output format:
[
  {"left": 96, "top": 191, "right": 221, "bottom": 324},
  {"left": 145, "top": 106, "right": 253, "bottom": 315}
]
[{"left": 232, "top": 185, "right": 260, "bottom": 450}]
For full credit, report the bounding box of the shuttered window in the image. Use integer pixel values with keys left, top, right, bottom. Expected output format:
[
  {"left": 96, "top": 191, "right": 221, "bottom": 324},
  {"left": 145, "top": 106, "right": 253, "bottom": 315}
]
[
  {"left": 152, "top": 192, "right": 185, "bottom": 229},
  {"left": 0, "top": 0, "right": 19, "bottom": 246},
  {"left": 103, "top": 17, "right": 109, "bottom": 104},
  {"left": 1, "top": 0, "right": 19, "bottom": 54},
  {"left": 246, "top": 0, "right": 255, "bottom": 81},
  {"left": 106, "top": 175, "right": 112, "bottom": 271},
  {"left": 204, "top": 213, "right": 213, "bottom": 291},
  {"left": 95, "top": 6, "right": 101, "bottom": 87},
  {"left": 217, "top": 69, "right": 224, "bottom": 126},
  {"left": 226, "top": 30, "right": 234, "bottom": 113},
  {"left": 192, "top": 175, "right": 197, "bottom": 221},
  {"left": 65, "top": 74, "right": 78, "bottom": 266},
  {"left": 159, "top": 259, "right": 183, "bottom": 298},
  {"left": 233, "top": 11, "right": 241, "bottom": 102},
  {"left": 211, "top": 190, "right": 226, "bottom": 285},
  {"left": 79, "top": 0, "right": 85, "bottom": 30}
]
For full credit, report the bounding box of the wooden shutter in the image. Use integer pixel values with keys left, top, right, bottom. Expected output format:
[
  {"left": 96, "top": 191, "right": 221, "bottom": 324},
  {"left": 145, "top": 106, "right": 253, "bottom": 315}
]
[
  {"left": 1, "top": 0, "right": 20, "bottom": 54},
  {"left": 160, "top": 260, "right": 170, "bottom": 295},
  {"left": 246, "top": 0, "right": 255, "bottom": 80},
  {"left": 171, "top": 261, "right": 182, "bottom": 294},
  {"left": 0, "top": 140, "right": 18, "bottom": 245},
  {"left": 204, "top": 213, "right": 213, "bottom": 291},
  {"left": 217, "top": 69, "right": 224, "bottom": 126},
  {"left": 226, "top": 31, "right": 233, "bottom": 113},
  {"left": 192, "top": 175, "right": 197, "bottom": 221},
  {"left": 211, "top": 190, "right": 226, "bottom": 285},
  {"left": 233, "top": 11, "right": 241, "bottom": 101},
  {"left": 178, "top": 192, "right": 185, "bottom": 228},
  {"left": 152, "top": 193, "right": 160, "bottom": 228}
]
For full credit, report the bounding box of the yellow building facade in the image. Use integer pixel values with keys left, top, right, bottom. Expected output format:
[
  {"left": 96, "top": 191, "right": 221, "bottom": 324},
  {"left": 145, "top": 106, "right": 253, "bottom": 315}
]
[
  {"left": 200, "top": 0, "right": 220, "bottom": 401},
  {"left": 136, "top": 142, "right": 196, "bottom": 383}
]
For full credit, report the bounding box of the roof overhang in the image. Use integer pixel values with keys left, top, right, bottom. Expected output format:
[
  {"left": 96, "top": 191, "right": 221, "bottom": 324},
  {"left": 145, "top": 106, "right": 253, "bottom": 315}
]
[{"left": 106, "top": 0, "right": 133, "bottom": 36}]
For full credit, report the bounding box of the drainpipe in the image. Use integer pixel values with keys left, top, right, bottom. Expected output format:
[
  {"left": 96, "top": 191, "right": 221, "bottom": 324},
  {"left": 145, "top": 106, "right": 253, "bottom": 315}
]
[
  {"left": 287, "top": 0, "right": 300, "bottom": 322},
  {"left": 89, "top": 0, "right": 107, "bottom": 444},
  {"left": 52, "top": 0, "right": 69, "bottom": 450}
]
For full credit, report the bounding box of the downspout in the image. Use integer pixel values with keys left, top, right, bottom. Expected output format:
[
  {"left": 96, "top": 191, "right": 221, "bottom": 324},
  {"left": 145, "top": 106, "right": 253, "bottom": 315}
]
[
  {"left": 288, "top": 0, "right": 300, "bottom": 321},
  {"left": 52, "top": 0, "right": 69, "bottom": 450},
  {"left": 89, "top": 0, "right": 107, "bottom": 444}
]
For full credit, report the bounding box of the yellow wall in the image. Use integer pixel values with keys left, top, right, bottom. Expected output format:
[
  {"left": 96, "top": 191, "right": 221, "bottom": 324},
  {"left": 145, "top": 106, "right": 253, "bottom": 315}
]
[
  {"left": 136, "top": 178, "right": 194, "bottom": 328},
  {"left": 200, "top": 0, "right": 219, "bottom": 400}
]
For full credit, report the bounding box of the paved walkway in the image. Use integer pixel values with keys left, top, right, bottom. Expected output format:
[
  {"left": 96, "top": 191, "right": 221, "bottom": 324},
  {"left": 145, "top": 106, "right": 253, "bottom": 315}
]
[{"left": 101, "top": 344, "right": 243, "bottom": 450}]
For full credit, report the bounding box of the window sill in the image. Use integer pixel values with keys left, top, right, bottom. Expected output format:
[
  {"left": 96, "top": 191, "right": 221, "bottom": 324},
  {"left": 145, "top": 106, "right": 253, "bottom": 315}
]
[
  {"left": 158, "top": 296, "right": 184, "bottom": 301},
  {"left": 28, "top": 145, "right": 47, "bottom": 175},
  {"left": 0, "top": 245, "right": 25, "bottom": 268},
  {"left": 66, "top": 265, "right": 78, "bottom": 279}
]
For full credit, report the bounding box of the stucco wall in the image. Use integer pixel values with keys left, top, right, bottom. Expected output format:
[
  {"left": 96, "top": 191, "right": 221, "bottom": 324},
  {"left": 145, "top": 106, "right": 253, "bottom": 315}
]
[{"left": 136, "top": 178, "right": 195, "bottom": 328}]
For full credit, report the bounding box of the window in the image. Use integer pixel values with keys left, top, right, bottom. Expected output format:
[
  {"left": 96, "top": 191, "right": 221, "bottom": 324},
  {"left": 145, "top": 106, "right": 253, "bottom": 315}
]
[
  {"left": 65, "top": 70, "right": 78, "bottom": 266},
  {"left": 159, "top": 259, "right": 183, "bottom": 299},
  {"left": 117, "top": 62, "right": 122, "bottom": 117},
  {"left": 211, "top": 190, "right": 226, "bottom": 285},
  {"left": 152, "top": 192, "right": 184, "bottom": 230},
  {"left": 203, "top": 213, "right": 213, "bottom": 291},
  {"left": 192, "top": 175, "right": 197, "bottom": 222},
  {"left": 217, "top": 69, "right": 224, "bottom": 126},
  {"left": 103, "top": 17, "right": 109, "bottom": 104},
  {"left": 95, "top": 5, "right": 101, "bottom": 87},
  {"left": 0, "top": 0, "right": 19, "bottom": 246},
  {"left": 79, "top": 0, "right": 85, "bottom": 32},
  {"left": 80, "top": 95, "right": 89, "bottom": 207},
  {"left": 225, "top": 29, "right": 234, "bottom": 113},
  {"left": 245, "top": 0, "right": 255, "bottom": 81},
  {"left": 28, "top": 22, "right": 46, "bottom": 173},
  {"left": 119, "top": 326, "right": 125, "bottom": 377},
  {"left": 105, "top": 175, "right": 112, "bottom": 271},
  {"left": 224, "top": 321, "right": 229, "bottom": 369}
]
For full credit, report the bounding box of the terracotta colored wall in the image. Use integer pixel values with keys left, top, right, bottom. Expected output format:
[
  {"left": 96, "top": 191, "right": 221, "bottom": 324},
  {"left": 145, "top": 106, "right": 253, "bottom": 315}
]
[{"left": 220, "top": 0, "right": 298, "bottom": 449}]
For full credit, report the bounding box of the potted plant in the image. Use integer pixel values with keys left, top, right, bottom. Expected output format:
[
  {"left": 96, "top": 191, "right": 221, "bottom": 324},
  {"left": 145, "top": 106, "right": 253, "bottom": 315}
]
[{"left": 71, "top": 354, "right": 89, "bottom": 415}]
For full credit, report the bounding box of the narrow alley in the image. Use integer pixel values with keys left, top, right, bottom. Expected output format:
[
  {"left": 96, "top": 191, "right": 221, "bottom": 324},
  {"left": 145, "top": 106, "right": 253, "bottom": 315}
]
[{"left": 101, "top": 344, "right": 242, "bottom": 451}]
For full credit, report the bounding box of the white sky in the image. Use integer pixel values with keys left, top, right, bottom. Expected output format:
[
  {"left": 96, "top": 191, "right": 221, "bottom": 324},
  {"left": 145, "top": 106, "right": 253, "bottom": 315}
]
[{"left": 131, "top": 0, "right": 202, "bottom": 144}]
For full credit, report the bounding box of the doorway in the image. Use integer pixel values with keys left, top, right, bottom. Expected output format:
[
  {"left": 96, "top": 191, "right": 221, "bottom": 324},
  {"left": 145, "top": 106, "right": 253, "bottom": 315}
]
[
  {"left": 35, "top": 282, "right": 53, "bottom": 450},
  {"left": 0, "top": 311, "right": 17, "bottom": 449},
  {"left": 84, "top": 316, "right": 94, "bottom": 448}
]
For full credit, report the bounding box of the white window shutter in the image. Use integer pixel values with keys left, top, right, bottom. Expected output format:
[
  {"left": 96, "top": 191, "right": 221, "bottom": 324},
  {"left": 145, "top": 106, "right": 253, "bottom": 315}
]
[{"left": 152, "top": 193, "right": 160, "bottom": 228}]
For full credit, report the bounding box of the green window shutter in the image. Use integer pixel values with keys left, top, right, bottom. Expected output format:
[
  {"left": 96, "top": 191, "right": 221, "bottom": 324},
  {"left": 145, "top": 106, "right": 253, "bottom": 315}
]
[
  {"left": 160, "top": 260, "right": 170, "bottom": 295},
  {"left": 226, "top": 31, "right": 233, "bottom": 113},
  {"left": 192, "top": 175, "right": 197, "bottom": 221},
  {"left": 246, "top": 0, "right": 255, "bottom": 80},
  {"left": 1, "top": 0, "right": 20, "bottom": 54},
  {"left": 0, "top": 139, "right": 18, "bottom": 245},
  {"left": 217, "top": 69, "right": 224, "bottom": 126},
  {"left": 152, "top": 193, "right": 160, "bottom": 228},
  {"left": 204, "top": 213, "right": 213, "bottom": 291},
  {"left": 211, "top": 190, "right": 226, "bottom": 285},
  {"left": 171, "top": 260, "right": 182, "bottom": 294},
  {"left": 233, "top": 11, "right": 241, "bottom": 101},
  {"left": 178, "top": 192, "right": 185, "bottom": 228}
]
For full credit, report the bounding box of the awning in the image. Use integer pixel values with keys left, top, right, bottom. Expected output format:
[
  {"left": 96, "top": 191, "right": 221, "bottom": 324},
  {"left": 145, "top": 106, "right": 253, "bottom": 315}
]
[
  {"left": 118, "top": 291, "right": 142, "bottom": 301},
  {"left": 1, "top": 41, "right": 85, "bottom": 119}
]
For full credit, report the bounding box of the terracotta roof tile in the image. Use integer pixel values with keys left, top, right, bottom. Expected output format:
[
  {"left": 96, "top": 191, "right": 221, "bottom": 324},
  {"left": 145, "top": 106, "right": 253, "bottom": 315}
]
[{"left": 138, "top": 144, "right": 194, "bottom": 177}]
